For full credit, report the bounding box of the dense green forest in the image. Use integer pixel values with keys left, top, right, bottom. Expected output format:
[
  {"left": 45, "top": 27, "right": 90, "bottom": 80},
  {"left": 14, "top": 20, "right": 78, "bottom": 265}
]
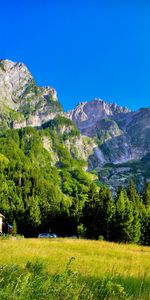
[{"left": 0, "top": 122, "right": 150, "bottom": 245}]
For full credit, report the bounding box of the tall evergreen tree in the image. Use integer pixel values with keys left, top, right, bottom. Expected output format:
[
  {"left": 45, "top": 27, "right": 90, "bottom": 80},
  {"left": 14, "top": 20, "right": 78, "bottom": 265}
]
[
  {"left": 114, "top": 187, "right": 126, "bottom": 242},
  {"left": 142, "top": 207, "right": 150, "bottom": 245},
  {"left": 115, "top": 188, "right": 140, "bottom": 243},
  {"left": 127, "top": 180, "right": 140, "bottom": 204},
  {"left": 130, "top": 204, "right": 141, "bottom": 243},
  {"left": 82, "top": 185, "right": 115, "bottom": 240},
  {"left": 98, "top": 185, "right": 115, "bottom": 240},
  {"left": 143, "top": 181, "right": 150, "bottom": 207},
  {"left": 141, "top": 182, "right": 150, "bottom": 245},
  {"left": 82, "top": 183, "right": 99, "bottom": 239}
]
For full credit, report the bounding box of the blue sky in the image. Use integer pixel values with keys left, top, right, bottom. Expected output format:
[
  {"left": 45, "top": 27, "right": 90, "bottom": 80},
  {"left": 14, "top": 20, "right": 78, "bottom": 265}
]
[{"left": 1, "top": 0, "right": 150, "bottom": 111}]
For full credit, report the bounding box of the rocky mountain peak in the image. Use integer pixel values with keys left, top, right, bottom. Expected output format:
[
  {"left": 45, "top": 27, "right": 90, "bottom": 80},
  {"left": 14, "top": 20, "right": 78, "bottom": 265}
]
[
  {"left": 66, "top": 98, "right": 130, "bottom": 132},
  {"left": 0, "top": 59, "right": 33, "bottom": 109},
  {"left": 0, "top": 59, "right": 62, "bottom": 129}
]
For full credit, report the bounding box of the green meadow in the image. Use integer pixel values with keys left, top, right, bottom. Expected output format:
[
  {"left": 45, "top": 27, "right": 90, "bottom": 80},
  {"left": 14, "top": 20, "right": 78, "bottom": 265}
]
[{"left": 0, "top": 238, "right": 150, "bottom": 299}]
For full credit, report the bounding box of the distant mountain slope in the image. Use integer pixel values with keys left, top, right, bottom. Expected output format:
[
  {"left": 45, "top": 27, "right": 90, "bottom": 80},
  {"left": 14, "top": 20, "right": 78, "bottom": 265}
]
[
  {"left": 66, "top": 99, "right": 130, "bottom": 135},
  {"left": 66, "top": 100, "right": 150, "bottom": 163},
  {"left": 67, "top": 100, "right": 150, "bottom": 192}
]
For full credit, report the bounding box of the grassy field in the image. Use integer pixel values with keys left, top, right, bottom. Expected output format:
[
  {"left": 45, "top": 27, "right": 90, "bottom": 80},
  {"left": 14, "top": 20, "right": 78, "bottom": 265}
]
[{"left": 0, "top": 238, "right": 150, "bottom": 299}]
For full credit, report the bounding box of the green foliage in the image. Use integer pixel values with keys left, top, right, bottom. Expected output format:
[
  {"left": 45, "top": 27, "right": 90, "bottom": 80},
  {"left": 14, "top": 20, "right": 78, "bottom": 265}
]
[
  {"left": 42, "top": 115, "right": 80, "bottom": 139},
  {"left": 0, "top": 127, "right": 92, "bottom": 237},
  {"left": 82, "top": 184, "right": 115, "bottom": 240},
  {"left": 0, "top": 124, "right": 149, "bottom": 244},
  {"left": 0, "top": 106, "right": 25, "bottom": 129},
  {"left": 114, "top": 187, "right": 141, "bottom": 243},
  {"left": 143, "top": 181, "right": 150, "bottom": 206},
  {"left": 98, "top": 185, "right": 115, "bottom": 240},
  {"left": 127, "top": 180, "right": 141, "bottom": 204},
  {"left": 77, "top": 224, "right": 86, "bottom": 238}
]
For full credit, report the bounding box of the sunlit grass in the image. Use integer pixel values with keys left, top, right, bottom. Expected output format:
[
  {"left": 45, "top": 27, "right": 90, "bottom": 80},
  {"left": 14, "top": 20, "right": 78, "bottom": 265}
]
[{"left": 0, "top": 238, "right": 150, "bottom": 299}]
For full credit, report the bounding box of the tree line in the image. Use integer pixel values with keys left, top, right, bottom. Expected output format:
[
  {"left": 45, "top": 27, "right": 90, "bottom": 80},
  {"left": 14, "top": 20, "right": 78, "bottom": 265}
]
[{"left": 81, "top": 181, "right": 150, "bottom": 245}]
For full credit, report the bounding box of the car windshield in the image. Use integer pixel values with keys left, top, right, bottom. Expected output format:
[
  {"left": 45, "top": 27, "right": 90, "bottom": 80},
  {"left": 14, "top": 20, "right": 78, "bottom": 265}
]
[{"left": 39, "top": 233, "right": 49, "bottom": 236}]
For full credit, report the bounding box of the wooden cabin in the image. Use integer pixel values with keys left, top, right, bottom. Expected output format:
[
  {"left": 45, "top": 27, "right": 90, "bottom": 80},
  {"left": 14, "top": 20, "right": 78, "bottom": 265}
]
[{"left": 0, "top": 213, "right": 5, "bottom": 234}]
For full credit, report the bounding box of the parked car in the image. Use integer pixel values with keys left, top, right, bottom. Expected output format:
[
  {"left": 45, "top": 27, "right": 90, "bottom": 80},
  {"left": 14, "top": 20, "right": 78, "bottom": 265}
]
[{"left": 38, "top": 233, "right": 57, "bottom": 238}]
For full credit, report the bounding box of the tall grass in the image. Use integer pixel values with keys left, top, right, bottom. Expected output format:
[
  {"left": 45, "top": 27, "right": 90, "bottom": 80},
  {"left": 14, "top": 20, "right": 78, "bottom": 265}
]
[{"left": 0, "top": 239, "right": 149, "bottom": 299}]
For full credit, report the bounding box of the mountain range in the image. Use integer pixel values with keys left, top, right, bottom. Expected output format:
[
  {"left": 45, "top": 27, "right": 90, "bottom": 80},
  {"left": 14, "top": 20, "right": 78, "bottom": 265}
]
[{"left": 0, "top": 59, "right": 150, "bottom": 192}]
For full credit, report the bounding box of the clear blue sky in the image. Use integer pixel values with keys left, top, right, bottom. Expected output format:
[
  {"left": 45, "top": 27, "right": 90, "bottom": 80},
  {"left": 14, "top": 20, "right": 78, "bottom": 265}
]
[{"left": 1, "top": 0, "right": 150, "bottom": 111}]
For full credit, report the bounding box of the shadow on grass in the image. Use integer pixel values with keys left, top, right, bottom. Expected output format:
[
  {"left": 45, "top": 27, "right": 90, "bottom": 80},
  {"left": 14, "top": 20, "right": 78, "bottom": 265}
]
[{"left": 0, "top": 259, "right": 149, "bottom": 300}]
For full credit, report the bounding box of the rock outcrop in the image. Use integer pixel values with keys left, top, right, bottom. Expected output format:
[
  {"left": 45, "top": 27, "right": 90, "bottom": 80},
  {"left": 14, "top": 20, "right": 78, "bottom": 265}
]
[{"left": 0, "top": 59, "right": 62, "bottom": 129}]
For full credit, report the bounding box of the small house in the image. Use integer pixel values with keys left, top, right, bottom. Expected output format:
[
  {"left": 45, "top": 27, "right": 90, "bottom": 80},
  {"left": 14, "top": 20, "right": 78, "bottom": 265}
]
[{"left": 0, "top": 213, "right": 5, "bottom": 234}]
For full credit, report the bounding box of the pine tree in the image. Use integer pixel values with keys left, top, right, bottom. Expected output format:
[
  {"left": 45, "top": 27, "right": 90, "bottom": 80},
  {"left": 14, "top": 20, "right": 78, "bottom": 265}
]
[
  {"left": 114, "top": 188, "right": 140, "bottom": 243},
  {"left": 114, "top": 187, "right": 126, "bottom": 242},
  {"left": 142, "top": 182, "right": 150, "bottom": 245},
  {"left": 127, "top": 180, "right": 140, "bottom": 204},
  {"left": 130, "top": 204, "right": 141, "bottom": 243},
  {"left": 98, "top": 185, "right": 115, "bottom": 240},
  {"left": 123, "top": 197, "right": 134, "bottom": 243},
  {"left": 82, "top": 183, "right": 99, "bottom": 239},
  {"left": 143, "top": 208, "right": 150, "bottom": 245},
  {"left": 143, "top": 182, "right": 150, "bottom": 207}
]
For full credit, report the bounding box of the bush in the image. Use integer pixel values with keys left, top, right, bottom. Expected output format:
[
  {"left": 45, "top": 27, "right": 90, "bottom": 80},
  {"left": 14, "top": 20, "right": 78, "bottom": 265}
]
[{"left": 77, "top": 224, "right": 86, "bottom": 238}]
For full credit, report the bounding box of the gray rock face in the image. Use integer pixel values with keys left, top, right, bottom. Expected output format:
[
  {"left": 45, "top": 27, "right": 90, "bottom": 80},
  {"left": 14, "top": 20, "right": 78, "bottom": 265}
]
[
  {"left": 0, "top": 59, "right": 62, "bottom": 129},
  {"left": 67, "top": 100, "right": 150, "bottom": 165},
  {"left": 67, "top": 98, "right": 150, "bottom": 191},
  {"left": 0, "top": 59, "right": 33, "bottom": 109},
  {"left": 66, "top": 99, "right": 130, "bottom": 134},
  {"left": 98, "top": 108, "right": 150, "bottom": 164}
]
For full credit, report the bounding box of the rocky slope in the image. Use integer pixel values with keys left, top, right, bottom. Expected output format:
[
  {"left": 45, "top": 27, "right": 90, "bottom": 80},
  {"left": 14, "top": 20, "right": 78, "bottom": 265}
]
[
  {"left": 66, "top": 99, "right": 130, "bottom": 135},
  {"left": 0, "top": 59, "right": 62, "bottom": 129},
  {"left": 67, "top": 101, "right": 150, "bottom": 192},
  {"left": 0, "top": 59, "right": 96, "bottom": 170},
  {"left": 67, "top": 100, "right": 150, "bottom": 164}
]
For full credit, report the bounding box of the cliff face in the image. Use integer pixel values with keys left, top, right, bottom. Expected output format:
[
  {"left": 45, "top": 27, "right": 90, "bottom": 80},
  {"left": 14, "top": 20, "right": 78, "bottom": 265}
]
[
  {"left": 66, "top": 99, "right": 130, "bottom": 134},
  {"left": 0, "top": 59, "right": 62, "bottom": 129}
]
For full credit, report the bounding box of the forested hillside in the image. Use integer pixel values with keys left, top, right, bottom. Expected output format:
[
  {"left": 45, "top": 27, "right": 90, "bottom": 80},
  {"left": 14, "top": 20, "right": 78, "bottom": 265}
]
[
  {"left": 0, "top": 122, "right": 150, "bottom": 244},
  {"left": 0, "top": 120, "right": 93, "bottom": 237},
  {"left": 0, "top": 59, "right": 150, "bottom": 244}
]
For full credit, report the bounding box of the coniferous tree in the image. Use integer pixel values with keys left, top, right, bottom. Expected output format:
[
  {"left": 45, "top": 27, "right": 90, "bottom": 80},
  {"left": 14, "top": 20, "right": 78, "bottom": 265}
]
[
  {"left": 122, "top": 196, "right": 134, "bottom": 243},
  {"left": 127, "top": 180, "right": 140, "bottom": 204},
  {"left": 127, "top": 180, "right": 142, "bottom": 243},
  {"left": 142, "top": 207, "right": 150, "bottom": 245},
  {"left": 141, "top": 182, "right": 150, "bottom": 245},
  {"left": 143, "top": 181, "right": 150, "bottom": 207},
  {"left": 82, "top": 183, "right": 100, "bottom": 239},
  {"left": 130, "top": 204, "right": 141, "bottom": 243},
  {"left": 114, "top": 187, "right": 140, "bottom": 243},
  {"left": 114, "top": 187, "right": 126, "bottom": 242},
  {"left": 98, "top": 185, "right": 115, "bottom": 240}
]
